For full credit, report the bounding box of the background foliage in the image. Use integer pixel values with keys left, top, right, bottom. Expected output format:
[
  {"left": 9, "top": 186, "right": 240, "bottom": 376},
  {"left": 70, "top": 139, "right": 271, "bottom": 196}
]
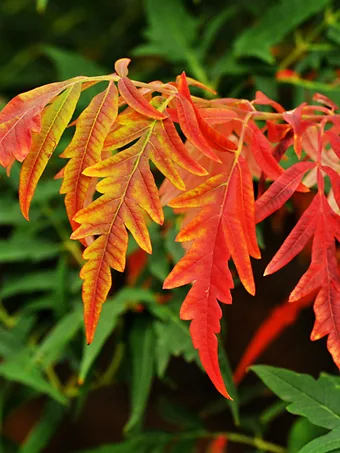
[{"left": 1, "top": 0, "right": 340, "bottom": 452}]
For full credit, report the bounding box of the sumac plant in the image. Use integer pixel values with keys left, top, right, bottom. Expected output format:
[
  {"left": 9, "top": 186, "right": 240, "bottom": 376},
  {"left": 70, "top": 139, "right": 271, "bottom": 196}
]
[{"left": 1, "top": 57, "right": 340, "bottom": 399}]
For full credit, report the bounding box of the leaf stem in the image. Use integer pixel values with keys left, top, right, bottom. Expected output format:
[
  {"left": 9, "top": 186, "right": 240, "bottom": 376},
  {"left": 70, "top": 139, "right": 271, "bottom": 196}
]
[
  {"left": 278, "top": 8, "right": 340, "bottom": 70},
  {"left": 174, "top": 430, "right": 286, "bottom": 453}
]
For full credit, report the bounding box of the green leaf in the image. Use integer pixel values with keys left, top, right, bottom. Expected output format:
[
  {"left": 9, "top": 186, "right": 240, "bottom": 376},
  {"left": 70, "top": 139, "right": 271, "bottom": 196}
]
[
  {"left": 79, "top": 293, "right": 128, "bottom": 383},
  {"left": 137, "top": 0, "right": 199, "bottom": 64},
  {"left": 234, "top": 0, "right": 330, "bottom": 63},
  {"left": 20, "top": 400, "right": 64, "bottom": 453},
  {"left": 150, "top": 296, "right": 198, "bottom": 377},
  {"left": 298, "top": 427, "right": 340, "bottom": 453},
  {"left": 34, "top": 308, "right": 83, "bottom": 367},
  {"left": 0, "top": 328, "right": 22, "bottom": 358},
  {"left": 198, "top": 6, "right": 238, "bottom": 60},
  {"left": 0, "top": 239, "right": 59, "bottom": 262},
  {"left": 124, "top": 317, "right": 156, "bottom": 434},
  {"left": 252, "top": 366, "right": 340, "bottom": 430},
  {"left": 0, "top": 349, "right": 67, "bottom": 404},
  {"left": 1, "top": 270, "right": 56, "bottom": 299},
  {"left": 147, "top": 225, "right": 169, "bottom": 281},
  {"left": 288, "top": 418, "right": 327, "bottom": 453},
  {"left": 135, "top": 0, "right": 209, "bottom": 83},
  {"left": 0, "top": 198, "right": 25, "bottom": 225},
  {"left": 165, "top": 225, "right": 184, "bottom": 264},
  {"left": 79, "top": 432, "right": 169, "bottom": 453},
  {"left": 327, "top": 25, "right": 340, "bottom": 46},
  {"left": 43, "top": 46, "right": 106, "bottom": 79},
  {"left": 154, "top": 318, "right": 196, "bottom": 377}
]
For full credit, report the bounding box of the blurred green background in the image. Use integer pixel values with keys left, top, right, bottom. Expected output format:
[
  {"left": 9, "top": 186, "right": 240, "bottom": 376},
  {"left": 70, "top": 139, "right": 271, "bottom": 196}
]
[{"left": 1, "top": 0, "right": 340, "bottom": 452}]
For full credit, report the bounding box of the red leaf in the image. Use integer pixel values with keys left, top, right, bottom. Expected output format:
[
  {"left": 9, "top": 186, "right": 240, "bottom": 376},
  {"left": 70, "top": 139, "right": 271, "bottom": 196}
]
[
  {"left": 118, "top": 77, "right": 167, "bottom": 120},
  {"left": 264, "top": 194, "right": 319, "bottom": 275},
  {"left": 255, "top": 161, "right": 315, "bottom": 224},
  {"left": 283, "top": 104, "right": 313, "bottom": 158},
  {"left": 267, "top": 121, "right": 291, "bottom": 143},
  {"left": 249, "top": 123, "right": 284, "bottom": 180},
  {"left": 313, "top": 93, "right": 338, "bottom": 111},
  {"left": 326, "top": 129, "right": 340, "bottom": 161},
  {"left": 176, "top": 94, "right": 220, "bottom": 162},
  {"left": 164, "top": 159, "right": 259, "bottom": 397},
  {"left": 254, "top": 91, "right": 285, "bottom": 113}
]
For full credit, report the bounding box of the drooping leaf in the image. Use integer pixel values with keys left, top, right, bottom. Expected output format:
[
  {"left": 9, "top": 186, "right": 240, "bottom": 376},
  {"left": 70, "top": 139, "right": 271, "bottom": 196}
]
[
  {"left": 164, "top": 154, "right": 260, "bottom": 398},
  {"left": 71, "top": 100, "right": 205, "bottom": 344}
]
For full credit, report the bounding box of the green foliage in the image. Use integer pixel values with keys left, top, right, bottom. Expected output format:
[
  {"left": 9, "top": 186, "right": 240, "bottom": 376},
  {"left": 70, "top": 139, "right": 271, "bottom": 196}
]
[
  {"left": 234, "top": 0, "right": 331, "bottom": 63},
  {"left": 253, "top": 366, "right": 340, "bottom": 453},
  {"left": 252, "top": 366, "right": 340, "bottom": 430},
  {"left": 2, "top": 0, "right": 340, "bottom": 452}
]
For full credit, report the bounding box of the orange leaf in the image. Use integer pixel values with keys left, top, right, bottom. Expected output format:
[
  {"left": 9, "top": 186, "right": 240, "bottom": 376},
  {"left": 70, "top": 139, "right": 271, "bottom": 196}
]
[
  {"left": 71, "top": 105, "right": 204, "bottom": 343},
  {"left": 60, "top": 81, "right": 118, "bottom": 233},
  {"left": 117, "top": 77, "right": 167, "bottom": 120},
  {"left": 19, "top": 83, "right": 81, "bottom": 220},
  {"left": 164, "top": 156, "right": 259, "bottom": 397},
  {"left": 176, "top": 94, "right": 220, "bottom": 162},
  {"left": 0, "top": 77, "right": 85, "bottom": 167},
  {"left": 114, "top": 58, "right": 131, "bottom": 77}
]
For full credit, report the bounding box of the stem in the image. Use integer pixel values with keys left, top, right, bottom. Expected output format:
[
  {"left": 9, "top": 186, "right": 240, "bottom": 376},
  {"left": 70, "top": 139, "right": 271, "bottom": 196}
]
[
  {"left": 175, "top": 430, "right": 286, "bottom": 453},
  {"left": 94, "top": 342, "right": 125, "bottom": 388},
  {"left": 45, "top": 365, "right": 63, "bottom": 392},
  {"left": 278, "top": 17, "right": 325, "bottom": 70},
  {"left": 279, "top": 8, "right": 340, "bottom": 70}
]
